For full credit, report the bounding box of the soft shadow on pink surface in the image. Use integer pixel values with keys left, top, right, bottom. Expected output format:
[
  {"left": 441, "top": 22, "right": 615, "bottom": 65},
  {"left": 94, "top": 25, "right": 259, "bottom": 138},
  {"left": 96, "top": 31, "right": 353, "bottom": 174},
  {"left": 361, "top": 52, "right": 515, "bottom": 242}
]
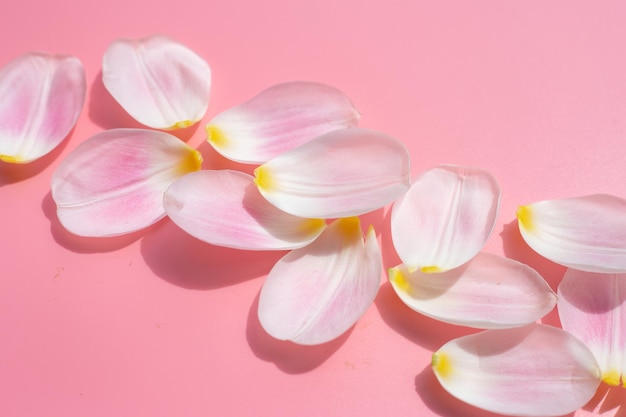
[
  {"left": 499, "top": 219, "right": 566, "bottom": 327},
  {"left": 0, "top": 128, "right": 74, "bottom": 187},
  {"left": 245, "top": 292, "right": 351, "bottom": 374},
  {"left": 578, "top": 384, "right": 626, "bottom": 417},
  {"left": 141, "top": 219, "right": 284, "bottom": 289},
  {"left": 87, "top": 72, "right": 199, "bottom": 142},
  {"left": 42, "top": 191, "right": 147, "bottom": 252}
]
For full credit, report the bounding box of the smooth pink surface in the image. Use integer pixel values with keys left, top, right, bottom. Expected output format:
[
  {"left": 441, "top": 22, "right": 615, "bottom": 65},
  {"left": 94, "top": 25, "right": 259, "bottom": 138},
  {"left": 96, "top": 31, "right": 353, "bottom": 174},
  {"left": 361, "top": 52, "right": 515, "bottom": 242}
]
[{"left": 2, "top": 1, "right": 626, "bottom": 416}]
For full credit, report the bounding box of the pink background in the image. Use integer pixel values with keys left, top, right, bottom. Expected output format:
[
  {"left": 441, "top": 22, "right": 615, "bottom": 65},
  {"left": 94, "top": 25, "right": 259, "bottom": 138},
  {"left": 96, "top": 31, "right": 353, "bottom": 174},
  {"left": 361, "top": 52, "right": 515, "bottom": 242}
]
[{"left": 2, "top": 1, "right": 626, "bottom": 416}]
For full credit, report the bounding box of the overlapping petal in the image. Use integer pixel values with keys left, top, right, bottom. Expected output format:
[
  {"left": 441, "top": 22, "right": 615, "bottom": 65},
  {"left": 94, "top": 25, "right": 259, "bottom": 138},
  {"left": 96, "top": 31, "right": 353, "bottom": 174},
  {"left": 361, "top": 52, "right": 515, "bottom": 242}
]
[
  {"left": 558, "top": 269, "right": 626, "bottom": 387},
  {"left": 102, "top": 35, "right": 211, "bottom": 130},
  {"left": 388, "top": 252, "right": 556, "bottom": 328},
  {"left": 0, "top": 52, "right": 85, "bottom": 163},
  {"left": 254, "top": 128, "right": 411, "bottom": 219},
  {"left": 391, "top": 165, "right": 500, "bottom": 272},
  {"left": 517, "top": 194, "right": 626, "bottom": 273},
  {"left": 206, "top": 81, "right": 360, "bottom": 163},
  {"left": 164, "top": 170, "right": 326, "bottom": 250},
  {"left": 51, "top": 128, "right": 202, "bottom": 237},
  {"left": 432, "top": 323, "right": 601, "bottom": 417},
  {"left": 258, "top": 217, "right": 381, "bottom": 345}
]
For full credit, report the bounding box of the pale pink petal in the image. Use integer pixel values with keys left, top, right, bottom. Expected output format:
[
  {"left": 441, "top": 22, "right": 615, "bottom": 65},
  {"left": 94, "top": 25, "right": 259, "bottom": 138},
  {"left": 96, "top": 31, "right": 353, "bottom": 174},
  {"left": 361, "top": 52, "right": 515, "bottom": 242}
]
[
  {"left": 517, "top": 194, "right": 626, "bottom": 273},
  {"left": 254, "top": 128, "right": 410, "bottom": 218},
  {"left": 102, "top": 35, "right": 211, "bottom": 130},
  {"left": 433, "top": 323, "right": 601, "bottom": 416},
  {"left": 164, "top": 170, "right": 326, "bottom": 250},
  {"left": 0, "top": 52, "right": 85, "bottom": 163},
  {"left": 391, "top": 165, "right": 500, "bottom": 272},
  {"left": 258, "top": 217, "right": 381, "bottom": 345},
  {"left": 51, "top": 128, "right": 202, "bottom": 237},
  {"left": 389, "top": 252, "right": 556, "bottom": 328},
  {"left": 206, "top": 81, "right": 360, "bottom": 163},
  {"left": 558, "top": 269, "right": 626, "bottom": 387}
]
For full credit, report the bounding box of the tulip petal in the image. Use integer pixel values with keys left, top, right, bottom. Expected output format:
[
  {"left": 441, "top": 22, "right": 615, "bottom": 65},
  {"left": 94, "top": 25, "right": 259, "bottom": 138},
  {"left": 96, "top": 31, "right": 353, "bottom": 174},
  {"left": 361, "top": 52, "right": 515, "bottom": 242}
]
[
  {"left": 164, "top": 170, "right": 326, "bottom": 250},
  {"left": 389, "top": 252, "right": 556, "bottom": 328},
  {"left": 258, "top": 217, "right": 381, "bottom": 345},
  {"left": 517, "top": 194, "right": 626, "bottom": 273},
  {"left": 254, "top": 128, "right": 411, "bottom": 219},
  {"left": 0, "top": 52, "right": 85, "bottom": 163},
  {"left": 558, "top": 269, "right": 626, "bottom": 387},
  {"left": 391, "top": 165, "right": 500, "bottom": 272},
  {"left": 51, "top": 128, "right": 202, "bottom": 237},
  {"left": 206, "top": 81, "right": 360, "bottom": 163},
  {"left": 102, "top": 35, "right": 211, "bottom": 130},
  {"left": 433, "top": 323, "right": 601, "bottom": 417}
]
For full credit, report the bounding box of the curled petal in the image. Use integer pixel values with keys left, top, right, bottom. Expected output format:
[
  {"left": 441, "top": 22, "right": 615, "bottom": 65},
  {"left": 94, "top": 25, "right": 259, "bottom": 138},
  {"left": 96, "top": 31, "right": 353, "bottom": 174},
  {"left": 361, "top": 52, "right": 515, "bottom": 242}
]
[
  {"left": 164, "top": 170, "right": 326, "bottom": 250},
  {"left": 391, "top": 165, "right": 500, "bottom": 272},
  {"left": 389, "top": 252, "right": 556, "bottom": 328},
  {"left": 102, "top": 35, "right": 211, "bottom": 129},
  {"left": 254, "top": 128, "right": 411, "bottom": 218},
  {"left": 206, "top": 81, "right": 360, "bottom": 163},
  {"left": 51, "top": 128, "right": 202, "bottom": 237},
  {"left": 433, "top": 323, "right": 601, "bottom": 417},
  {"left": 517, "top": 194, "right": 626, "bottom": 273},
  {"left": 258, "top": 217, "right": 381, "bottom": 345},
  {"left": 558, "top": 269, "right": 626, "bottom": 387},
  {"left": 0, "top": 52, "right": 85, "bottom": 163}
]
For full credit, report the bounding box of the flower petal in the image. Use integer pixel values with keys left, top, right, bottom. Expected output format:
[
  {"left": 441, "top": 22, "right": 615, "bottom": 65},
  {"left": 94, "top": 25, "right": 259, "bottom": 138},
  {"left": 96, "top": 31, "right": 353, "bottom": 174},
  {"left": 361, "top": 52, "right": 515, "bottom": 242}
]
[
  {"left": 51, "top": 128, "right": 202, "bottom": 237},
  {"left": 254, "top": 128, "right": 411, "bottom": 218},
  {"left": 258, "top": 217, "right": 381, "bottom": 345},
  {"left": 433, "top": 323, "right": 601, "bottom": 417},
  {"left": 391, "top": 165, "right": 500, "bottom": 272},
  {"left": 164, "top": 170, "right": 326, "bottom": 250},
  {"left": 517, "top": 194, "right": 626, "bottom": 273},
  {"left": 102, "top": 35, "right": 211, "bottom": 129},
  {"left": 558, "top": 269, "right": 626, "bottom": 387},
  {"left": 389, "top": 252, "right": 556, "bottom": 328},
  {"left": 0, "top": 52, "right": 85, "bottom": 163},
  {"left": 206, "top": 81, "right": 360, "bottom": 163}
]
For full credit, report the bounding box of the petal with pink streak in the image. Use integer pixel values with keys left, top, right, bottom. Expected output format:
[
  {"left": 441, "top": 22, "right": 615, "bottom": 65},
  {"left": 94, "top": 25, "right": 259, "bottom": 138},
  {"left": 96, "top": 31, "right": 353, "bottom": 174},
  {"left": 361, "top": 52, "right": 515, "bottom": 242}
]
[
  {"left": 258, "top": 217, "right": 381, "bottom": 345},
  {"left": 51, "top": 128, "right": 202, "bottom": 237},
  {"left": 0, "top": 52, "right": 85, "bottom": 163},
  {"left": 164, "top": 170, "right": 326, "bottom": 250},
  {"left": 206, "top": 81, "right": 360, "bottom": 163},
  {"left": 103, "top": 35, "right": 211, "bottom": 129},
  {"left": 433, "top": 323, "right": 601, "bottom": 416}
]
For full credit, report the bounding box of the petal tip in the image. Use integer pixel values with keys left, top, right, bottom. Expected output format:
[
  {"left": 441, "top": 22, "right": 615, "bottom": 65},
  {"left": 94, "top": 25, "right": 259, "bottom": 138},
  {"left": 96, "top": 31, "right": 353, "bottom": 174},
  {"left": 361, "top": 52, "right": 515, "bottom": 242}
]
[
  {"left": 516, "top": 205, "right": 534, "bottom": 231},
  {"left": 431, "top": 352, "right": 452, "bottom": 379}
]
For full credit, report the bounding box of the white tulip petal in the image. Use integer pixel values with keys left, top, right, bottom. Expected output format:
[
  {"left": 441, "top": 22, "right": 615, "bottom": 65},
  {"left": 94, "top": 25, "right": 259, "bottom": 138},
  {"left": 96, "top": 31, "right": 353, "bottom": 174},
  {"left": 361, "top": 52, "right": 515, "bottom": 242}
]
[
  {"left": 206, "top": 81, "right": 360, "bottom": 163},
  {"left": 254, "top": 128, "right": 411, "bottom": 219},
  {"left": 558, "top": 269, "right": 626, "bottom": 387},
  {"left": 517, "top": 194, "right": 626, "bottom": 273},
  {"left": 164, "top": 170, "right": 326, "bottom": 250},
  {"left": 0, "top": 52, "right": 85, "bottom": 163},
  {"left": 258, "top": 217, "right": 382, "bottom": 345},
  {"left": 389, "top": 252, "right": 556, "bottom": 328},
  {"left": 102, "top": 35, "right": 211, "bottom": 129},
  {"left": 52, "top": 128, "right": 202, "bottom": 237},
  {"left": 433, "top": 324, "right": 601, "bottom": 417},
  {"left": 391, "top": 165, "right": 500, "bottom": 272}
]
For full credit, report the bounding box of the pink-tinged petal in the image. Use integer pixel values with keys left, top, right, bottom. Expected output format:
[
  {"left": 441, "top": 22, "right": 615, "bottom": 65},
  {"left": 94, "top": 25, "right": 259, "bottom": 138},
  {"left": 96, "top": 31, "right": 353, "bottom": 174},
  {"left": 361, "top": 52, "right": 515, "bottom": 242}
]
[
  {"left": 206, "top": 81, "right": 360, "bottom": 163},
  {"left": 258, "top": 217, "right": 381, "bottom": 345},
  {"left": 558, "top": 269, "right": 626, "bottom": 387},
  {"left": 391, "top": 165, "right": 500, "bottom": 272},
  {"left": 517, "top": 194, "right": 626, "bottom": 273},
  {"left": 254, "top": 128, "right": 411, "bottom": 218},
  {"left": 389, "top": 252, "right": 556, "bottom": 329},
  {"left": 51, "top": 128, "right": 202, "bottom": 237},
  {"left": 433, "top": 323, "right": 601, "bottom": 417},
  {"left": 164, "top": 170, "right": 326, "bottom": 250},
  {"left": 0, "top": 52, "right": 85, "bottom": 163},
  {"left": 102, "top": 35, "right": 211, "bottom": 130}
]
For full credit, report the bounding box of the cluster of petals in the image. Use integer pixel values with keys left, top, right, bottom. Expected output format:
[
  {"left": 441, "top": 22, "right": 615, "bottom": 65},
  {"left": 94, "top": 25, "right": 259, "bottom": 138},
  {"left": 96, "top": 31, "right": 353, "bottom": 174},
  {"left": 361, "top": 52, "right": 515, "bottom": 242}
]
[{"left": 429, "top": 193, "right": 626, "bottom": 417}]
